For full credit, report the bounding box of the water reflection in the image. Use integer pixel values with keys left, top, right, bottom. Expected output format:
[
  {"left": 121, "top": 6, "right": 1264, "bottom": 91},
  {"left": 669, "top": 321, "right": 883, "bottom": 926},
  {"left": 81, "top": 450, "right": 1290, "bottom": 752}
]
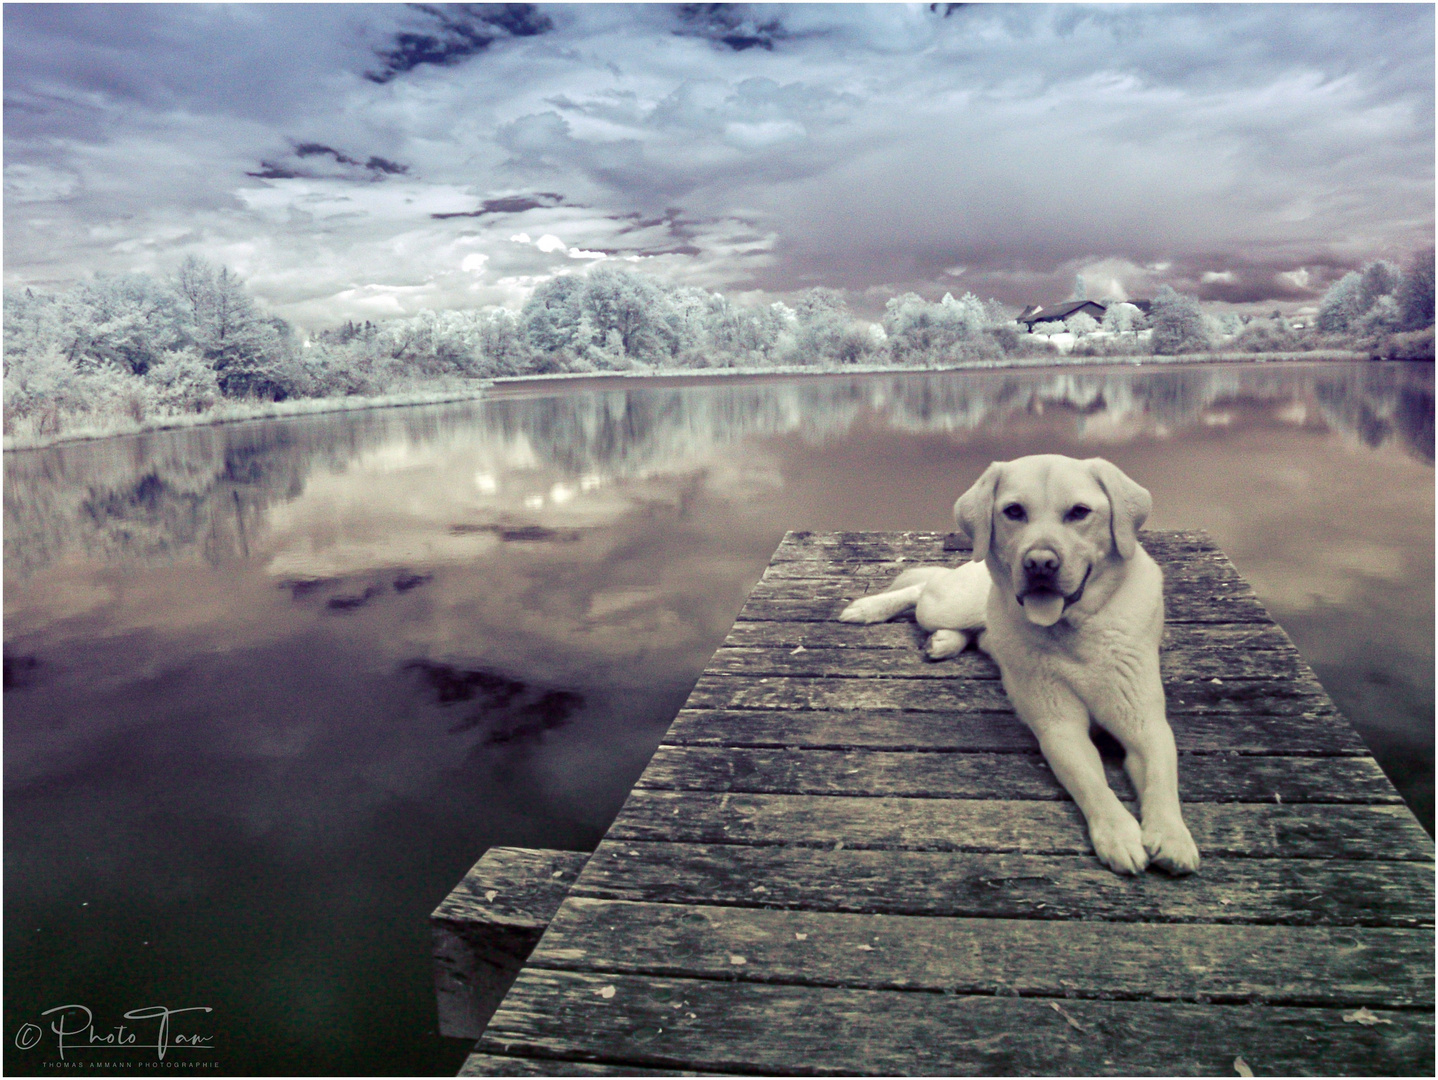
[
  {"left": 4, "top": 362, "right": 1432, "bottom": 583},
  {"left": 3, "top": 360, "right": 1432, "bottom": 1076}
]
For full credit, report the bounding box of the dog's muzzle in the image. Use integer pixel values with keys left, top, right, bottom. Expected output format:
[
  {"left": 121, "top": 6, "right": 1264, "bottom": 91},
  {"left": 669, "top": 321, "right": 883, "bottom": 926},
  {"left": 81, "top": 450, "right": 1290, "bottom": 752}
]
[{"left": 1016, "top": 566, "right": 1091, "bottom": 626}]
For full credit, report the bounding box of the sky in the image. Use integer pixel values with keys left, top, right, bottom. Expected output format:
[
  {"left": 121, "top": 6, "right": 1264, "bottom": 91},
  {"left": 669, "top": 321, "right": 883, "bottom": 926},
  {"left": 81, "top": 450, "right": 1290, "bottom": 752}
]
[{"left": 4, "top": 3, "right": 1434, "bottom": 328}]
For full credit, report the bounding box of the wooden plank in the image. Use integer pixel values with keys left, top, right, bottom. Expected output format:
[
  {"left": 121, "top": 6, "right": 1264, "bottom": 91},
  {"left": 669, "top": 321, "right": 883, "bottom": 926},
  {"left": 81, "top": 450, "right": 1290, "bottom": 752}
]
[
  {"left": 763, "top": 551, "right": 1248, "bottom": 590},
  {"left": 460, "top": 1051, "right": 701, "bottom": 1076},
  {"left": 661, "top": 707, "right": 1369, "bottom": 756},
  {"left": 708, "top": 641, "right": 1310, "bottom": 682},
  {"left": 683, "top": 672, "right": 1341, "bottom": 717},
  {"left": 531, "top": 897, "right": 1434, "bottom": 1008},
  {"left": 722, "top": 617, "right": 1300, "bottom": 653},
  {"left": 737, "top": 591, "right": 1274, "bottom": 625},
  {"left": 634, "top": 746, "right": 1401, "bottom": 804},
  {"left": 607, "top": 790, "right": 1437, "bottom": 862},
  {"left": 573, "top": 841, "right": 1435, "bottom": 927},
  {"left": 479, "top": 969, "right": 1434, "bottom": 1076},
  {"left": 770, "top": 528, "right": 1220, "bottom": 563},
  {"left": 432, "top": 847, "right": 590, "bottom": 1039}
]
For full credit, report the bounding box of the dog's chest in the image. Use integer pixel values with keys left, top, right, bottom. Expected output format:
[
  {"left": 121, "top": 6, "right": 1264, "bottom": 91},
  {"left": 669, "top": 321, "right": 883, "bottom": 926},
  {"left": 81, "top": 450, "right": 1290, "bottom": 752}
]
[{"left": 989, "top": 616, "right": 1157, "bottom": 699}]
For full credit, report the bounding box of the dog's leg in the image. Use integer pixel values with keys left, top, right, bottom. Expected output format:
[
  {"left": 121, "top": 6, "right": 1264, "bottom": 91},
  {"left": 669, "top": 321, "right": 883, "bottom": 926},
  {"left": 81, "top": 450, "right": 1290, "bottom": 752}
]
[
  {"left": 1120, "top": 717, "right": 1199, "bottom": 875},
  {"left": 837, "top": 584, "right": 924, "bottom": 624},
  {"left": 1093, "top": 672, "right": 1200, "bottom": 876},
  {"left": 1006, "top": 678, "right": 1148, "bottom": 875}
]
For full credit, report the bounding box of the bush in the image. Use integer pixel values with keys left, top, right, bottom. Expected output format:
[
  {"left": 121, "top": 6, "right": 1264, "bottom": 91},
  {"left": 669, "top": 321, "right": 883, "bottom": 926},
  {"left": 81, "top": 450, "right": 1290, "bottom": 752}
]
[
  {"left": 146, "top": 349, "right": 222, "bottom": 413},
  {"left": 1377, "top": 326, "right": 1435, "bottom": 361},
  {"left": 1232, "top": 319, "right": 1299, "bottom": 354}
]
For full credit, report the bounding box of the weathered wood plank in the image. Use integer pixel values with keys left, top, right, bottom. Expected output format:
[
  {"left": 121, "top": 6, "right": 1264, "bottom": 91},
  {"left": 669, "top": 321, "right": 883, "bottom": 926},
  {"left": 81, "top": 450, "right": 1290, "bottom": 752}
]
[
  {"left": 722, "top": 618, "right": 1300, "bottom": 654},
  {"left": 607, "top": 790, "right": 1436, "bottom": 862},
  {"left": 661, "top": 707, "right": 1368, "bottom": 756},
  {"left": 763, "top": 551, "right": 1247, "bottom": 591},
  {"left": 432, "top": 847, "right": 590, "bottom": 1039},
  {"left": 574, "top": 841, "right": 1435, "bottom": 927},
  {"left": 770, "top": 528, "right": 1220, "bottom": 563},
  {"left": 460, "top": 1051, "right": 702, "bottom": 1076},
  {"left": 479, "top": 969, "right": 1435, "bottom": 1076},
  {"left": 737, "top": 590, "right": 1274, "bottom": 624},
  {"left": 683, "top": 672, "right": 1341, "bottom": 718},
  {"left": 532, "top": 897, "right": 1434, "bottom": 1008},
  {"left": 746, "top": 569, "right": 1261, "bottom": 607},
  {"left": 634, "top": 746, "right": 1401, "bottom": 804},
  {"left": 709, "top": 643, "right": 1311, "bottom": 683}
]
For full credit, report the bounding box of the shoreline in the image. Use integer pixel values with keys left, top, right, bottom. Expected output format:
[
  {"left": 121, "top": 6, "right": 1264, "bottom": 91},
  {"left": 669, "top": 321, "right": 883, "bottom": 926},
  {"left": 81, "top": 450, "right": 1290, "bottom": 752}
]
[{"left": 0, "top": 349, "right": 1389, "bottom": 452}]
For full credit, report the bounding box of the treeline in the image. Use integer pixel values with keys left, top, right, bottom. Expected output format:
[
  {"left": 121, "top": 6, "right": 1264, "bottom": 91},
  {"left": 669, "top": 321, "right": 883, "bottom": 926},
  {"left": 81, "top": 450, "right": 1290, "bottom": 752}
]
[{"left": 4, "top": 250, "right": 1432, "bottom": 441}]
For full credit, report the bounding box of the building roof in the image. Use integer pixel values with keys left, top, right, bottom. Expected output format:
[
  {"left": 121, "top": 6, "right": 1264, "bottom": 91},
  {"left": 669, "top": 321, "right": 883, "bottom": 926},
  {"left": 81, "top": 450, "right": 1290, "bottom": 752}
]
[{"left": 1017, "top": 300, "right": 1107, "bottom": 326}]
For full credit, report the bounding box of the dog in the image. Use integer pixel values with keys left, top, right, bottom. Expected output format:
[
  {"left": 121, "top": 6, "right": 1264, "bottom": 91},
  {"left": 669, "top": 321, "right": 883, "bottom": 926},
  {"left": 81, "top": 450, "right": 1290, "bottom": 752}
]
[{"left": 839, "top": 454, "right": 1199, "bottom": 876}]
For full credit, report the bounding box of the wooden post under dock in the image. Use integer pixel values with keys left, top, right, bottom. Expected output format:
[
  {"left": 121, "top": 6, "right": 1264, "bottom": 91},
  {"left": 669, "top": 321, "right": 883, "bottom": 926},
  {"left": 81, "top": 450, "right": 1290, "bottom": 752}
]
[{"left": 447, "top": 530, "right": 1434, "bottom": 1076}]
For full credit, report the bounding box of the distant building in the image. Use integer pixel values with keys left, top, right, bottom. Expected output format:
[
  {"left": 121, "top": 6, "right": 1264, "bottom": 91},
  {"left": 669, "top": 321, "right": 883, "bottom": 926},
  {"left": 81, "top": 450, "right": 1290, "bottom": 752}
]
[
  {"left": 1017, "top": 299, "right": 1152, "bottom": 330},
  {"left": 1016, "top": 300, "right": 1108, "bottom": 328}
]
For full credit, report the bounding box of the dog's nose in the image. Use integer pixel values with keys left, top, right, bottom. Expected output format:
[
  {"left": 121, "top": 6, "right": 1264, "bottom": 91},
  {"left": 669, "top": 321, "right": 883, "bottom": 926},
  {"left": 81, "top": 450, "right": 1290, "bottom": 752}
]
[{"left": 1023, "top": 548, "right": 1061, "bottom": 576}]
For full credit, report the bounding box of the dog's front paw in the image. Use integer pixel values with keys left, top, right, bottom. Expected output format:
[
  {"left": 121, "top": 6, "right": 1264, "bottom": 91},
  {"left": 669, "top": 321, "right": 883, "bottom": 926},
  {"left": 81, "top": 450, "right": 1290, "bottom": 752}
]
[
  {"left": 838, "top": 596, "right": 886, "bottom": 623},
  {"left": 1089, "top": 812, "right": 1149, "bottom": 875},
  {"left": 1143, "top": 817, "right": 1200, "bottom": 876},
  {"left": 924, "top": 629, "right": 966, "bottom": 660}
]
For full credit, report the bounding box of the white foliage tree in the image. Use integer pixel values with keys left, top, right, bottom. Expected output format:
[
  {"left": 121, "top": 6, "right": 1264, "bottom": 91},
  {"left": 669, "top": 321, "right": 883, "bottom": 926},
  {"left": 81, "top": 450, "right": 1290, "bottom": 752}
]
[
  {"left": 1149, "top": 286, "right": 1211, "bottom": 354},
  {"left": 1101, "top": 302, "right": 1146, "bottom": 333}
]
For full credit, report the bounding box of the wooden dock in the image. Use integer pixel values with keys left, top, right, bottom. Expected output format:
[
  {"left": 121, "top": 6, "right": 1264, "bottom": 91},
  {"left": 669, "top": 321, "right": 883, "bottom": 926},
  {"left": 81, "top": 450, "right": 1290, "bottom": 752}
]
[{"left": 457, "top": 530, "right": 1434, "bottom": 1076}]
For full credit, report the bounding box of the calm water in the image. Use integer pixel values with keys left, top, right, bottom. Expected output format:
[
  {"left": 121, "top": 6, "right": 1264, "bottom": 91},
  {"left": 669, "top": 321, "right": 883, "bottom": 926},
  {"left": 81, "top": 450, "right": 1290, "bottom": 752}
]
[{"left": 4, "top": 361, "right": 1433, "bottom": 1075}]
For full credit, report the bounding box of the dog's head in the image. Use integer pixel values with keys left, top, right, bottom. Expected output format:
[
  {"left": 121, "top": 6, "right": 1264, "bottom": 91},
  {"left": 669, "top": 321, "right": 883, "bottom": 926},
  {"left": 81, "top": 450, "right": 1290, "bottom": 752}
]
[{"left": 954, "top": 454, "right": 1152, "bottom": 627}]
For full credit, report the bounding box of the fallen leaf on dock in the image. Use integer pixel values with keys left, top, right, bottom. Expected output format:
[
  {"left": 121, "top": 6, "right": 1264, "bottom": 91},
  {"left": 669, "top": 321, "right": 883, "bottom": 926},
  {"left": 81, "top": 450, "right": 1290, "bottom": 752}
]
[
  {"left": 1234, "top": 1054, "right": 1253, "bottom": 1076},
  {"left": 1342, "top": 1007, "right": 1392, "bottom": 1026},
  {"left": 595, "top": 985, "right": 615, "bottom": 999},
  {"left": 1049, "top": 1002, "right": 1087, "bottom": 1032},
  {"left": 729, "top": 955, "right": 747, "bottom": 965},
  {"left": 795, "top": 933, "right": 808, "bottom": 940},
  {"left": 791, "top": 645, "right": 806, "bottom": 654},
  {"left": 484, "top": 890, "right": 498, "bottom": 902}
]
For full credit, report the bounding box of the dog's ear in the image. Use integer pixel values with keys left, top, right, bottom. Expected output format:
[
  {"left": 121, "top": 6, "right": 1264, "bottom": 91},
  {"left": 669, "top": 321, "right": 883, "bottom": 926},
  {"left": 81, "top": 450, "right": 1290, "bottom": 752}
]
[
  {"left": 1085, "top": 458, "right": 1152, "bottom": 559},
  {"left": 954, "top": 461, "right": 1005, "bottom": 562}
]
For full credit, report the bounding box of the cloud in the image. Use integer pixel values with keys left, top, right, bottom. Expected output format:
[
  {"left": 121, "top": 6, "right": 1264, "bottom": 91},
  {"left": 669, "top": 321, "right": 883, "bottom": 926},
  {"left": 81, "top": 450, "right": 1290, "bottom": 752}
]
[
  {"left": 366, "top": 3, "right": 554, "bottom": 84},
  {"left": 3, "top": 3, "right": 1432, "bottom": 324}
]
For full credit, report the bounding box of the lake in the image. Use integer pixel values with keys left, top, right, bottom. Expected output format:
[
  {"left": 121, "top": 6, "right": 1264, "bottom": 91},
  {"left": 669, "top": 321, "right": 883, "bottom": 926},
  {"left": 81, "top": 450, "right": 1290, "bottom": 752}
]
[{"left": 4, "top": 360, "right": 1432, "bottom": 1076}]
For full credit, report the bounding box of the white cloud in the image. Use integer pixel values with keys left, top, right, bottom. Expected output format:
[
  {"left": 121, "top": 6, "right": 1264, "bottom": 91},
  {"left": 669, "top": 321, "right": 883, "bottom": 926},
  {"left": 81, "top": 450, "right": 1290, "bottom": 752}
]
[{"left": 535, "top": 234, "right": 568, "bottom": 254}]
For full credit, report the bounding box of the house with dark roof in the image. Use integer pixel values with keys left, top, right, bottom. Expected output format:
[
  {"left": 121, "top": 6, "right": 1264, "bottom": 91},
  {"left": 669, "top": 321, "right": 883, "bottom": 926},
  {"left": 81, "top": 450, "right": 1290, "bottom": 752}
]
[
  {"left": 1017, "top": 299, "right": 1152, "bottom": 330},
  {"left": 1016, "top": 300, "right": 1108, "bottom": 328}
]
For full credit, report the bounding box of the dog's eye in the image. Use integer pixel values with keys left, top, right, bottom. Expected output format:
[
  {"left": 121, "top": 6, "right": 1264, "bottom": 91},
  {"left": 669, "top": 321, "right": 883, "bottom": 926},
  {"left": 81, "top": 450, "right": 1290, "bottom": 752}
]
[
  {"left": 1065, "top": 505, "right": 1092, "bottom": 522},
  {"left": 1002, "top": 504, "right": 1026, "bottom": 522}
]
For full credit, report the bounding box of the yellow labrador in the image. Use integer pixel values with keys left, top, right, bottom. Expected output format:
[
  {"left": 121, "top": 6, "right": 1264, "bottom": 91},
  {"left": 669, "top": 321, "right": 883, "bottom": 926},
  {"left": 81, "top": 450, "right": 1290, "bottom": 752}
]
[{"left": 839, "top": 454, "right": 1199, "bottom": 876}]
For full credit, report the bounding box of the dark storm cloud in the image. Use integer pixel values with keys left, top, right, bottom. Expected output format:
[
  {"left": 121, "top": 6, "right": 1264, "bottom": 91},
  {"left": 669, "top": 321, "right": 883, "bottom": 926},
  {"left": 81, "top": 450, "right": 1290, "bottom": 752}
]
[
  {"left": 672, "top": 4, "right": 792, "bottom": 52},
  {"left": 248, "top": 143, "right": 411, "bottom": 182},
  {"left": 3, "top": 4, "right": 1432, "bottom": 323},
  {"left": 432, "top": 192, "right": 567, "bottom": 219},
  {"left": 366, "top": 3, "right": 553, "bottom": 84}
]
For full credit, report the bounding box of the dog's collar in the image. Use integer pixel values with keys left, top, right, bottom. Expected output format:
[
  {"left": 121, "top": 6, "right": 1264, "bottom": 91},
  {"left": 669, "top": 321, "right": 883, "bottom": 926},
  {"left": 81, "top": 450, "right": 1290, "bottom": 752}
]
[{"left": 1016, "top": 566, "right": 1092, "bottom": 614}]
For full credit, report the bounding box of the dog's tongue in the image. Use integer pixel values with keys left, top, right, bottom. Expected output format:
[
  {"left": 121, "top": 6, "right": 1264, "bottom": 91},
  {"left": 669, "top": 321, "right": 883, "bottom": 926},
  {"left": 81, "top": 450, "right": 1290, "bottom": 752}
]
[{"left": 1022, "top": 591, "right": 1066, "bottom": 626}]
